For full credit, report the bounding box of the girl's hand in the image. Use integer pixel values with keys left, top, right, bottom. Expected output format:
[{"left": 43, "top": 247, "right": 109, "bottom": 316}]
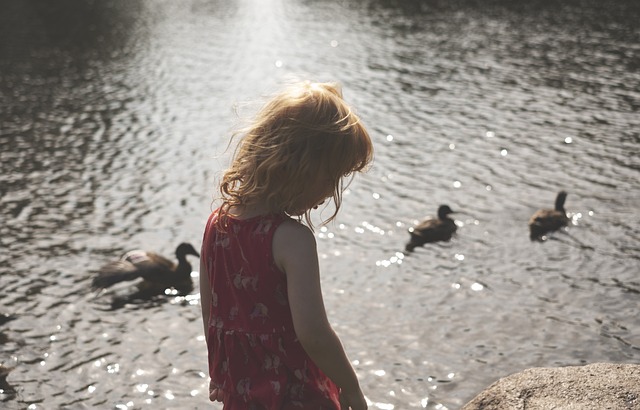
[
  {"left": 209, "top": 381, "right": 223, "bottom": 402},
  {"left": 339, "top": 389, "right": 367, "bottom": 410}
]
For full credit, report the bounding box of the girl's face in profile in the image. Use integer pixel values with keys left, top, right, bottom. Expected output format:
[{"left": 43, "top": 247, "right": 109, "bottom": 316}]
[{"left": 291, "top": 173, "right": 335, "bottom": 216}]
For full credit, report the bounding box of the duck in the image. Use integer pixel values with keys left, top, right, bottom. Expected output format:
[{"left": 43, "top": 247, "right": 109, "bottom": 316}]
[
  {"left": 529, "top": 191, "right": 570, "bottom": 240},
  {"left": 406, "top": 205, "right": 457, "bottom": 251},
  {"left": 92, "top": 242, "right": 200, "bottom": 295}
]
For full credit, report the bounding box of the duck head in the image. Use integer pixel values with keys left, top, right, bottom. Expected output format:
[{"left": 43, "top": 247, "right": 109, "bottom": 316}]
[
  {"left": 437, "top": 205, "right": 455, "bottom": 220},
  {"left": 555, "top": 191, "right": 568, "bottom": 212},
  {"left": 176, "top": 243, "right": 200, "bottom": 259}
]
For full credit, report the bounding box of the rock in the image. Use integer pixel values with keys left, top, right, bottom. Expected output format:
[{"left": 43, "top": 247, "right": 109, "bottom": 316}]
[{"left": 462, "top": 362, "right": 640, "bottom": 410}]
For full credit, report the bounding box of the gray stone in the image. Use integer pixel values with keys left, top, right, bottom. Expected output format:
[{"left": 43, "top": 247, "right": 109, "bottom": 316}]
[{"left": 462, "top": 363, "right": 640, "bottom": 410}]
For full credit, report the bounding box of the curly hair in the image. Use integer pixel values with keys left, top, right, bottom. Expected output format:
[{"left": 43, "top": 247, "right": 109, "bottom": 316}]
[{"left": 218, "top": 81, "right": 373, "bottom": 229}]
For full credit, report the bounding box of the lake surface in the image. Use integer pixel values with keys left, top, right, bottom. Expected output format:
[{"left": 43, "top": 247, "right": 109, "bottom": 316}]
[{"left": 1, "top": 0, "right": 638, "bottom": 408}]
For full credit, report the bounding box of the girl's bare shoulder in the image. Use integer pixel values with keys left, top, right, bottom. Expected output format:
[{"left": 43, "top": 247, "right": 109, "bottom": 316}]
[
  {"left": 272, "top": 219, "right": 317, "bottom": 270},
  {"left": 274, "top": 219, "right": 315, "bottom": 246}
]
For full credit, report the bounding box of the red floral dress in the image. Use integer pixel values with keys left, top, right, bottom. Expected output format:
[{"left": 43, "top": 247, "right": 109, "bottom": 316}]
[{"left": 201, "top": 210, "right": 340, "bottom": 409}]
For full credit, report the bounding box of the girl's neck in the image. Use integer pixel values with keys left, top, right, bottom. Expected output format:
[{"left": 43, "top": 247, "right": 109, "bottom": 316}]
[{"left": 228, "top": 204, "right": 273, "bottom": 220}]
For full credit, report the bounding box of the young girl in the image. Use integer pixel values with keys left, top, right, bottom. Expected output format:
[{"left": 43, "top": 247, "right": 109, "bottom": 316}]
[{"left": 200, "top": 81, "right": 373, "bottom": 409}]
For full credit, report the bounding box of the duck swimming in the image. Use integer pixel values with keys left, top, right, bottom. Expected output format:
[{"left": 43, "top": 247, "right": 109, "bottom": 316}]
[
  {"left": 406, "top": 205, "right": 457, "bottom": 251},
  {"left": 92, "top": 243, "right": 200, "bottom": 295},
  {"left": 529, "top": 191, "right": 570, "bottom": 240}
]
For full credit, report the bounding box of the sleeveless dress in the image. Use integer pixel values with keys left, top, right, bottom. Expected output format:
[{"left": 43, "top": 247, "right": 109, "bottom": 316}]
[{"left": 201, "top": 209, "right": 340, "bottom": 409}]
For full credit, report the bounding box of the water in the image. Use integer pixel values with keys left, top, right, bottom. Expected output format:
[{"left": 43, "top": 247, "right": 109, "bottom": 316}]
[{"left": 1, "top": 0, "right": 638, "bottom": 408}]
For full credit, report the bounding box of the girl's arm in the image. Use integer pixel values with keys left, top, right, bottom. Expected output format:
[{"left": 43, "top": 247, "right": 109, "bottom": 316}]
[
  {"left": 199, "top": 251, "right": 223, "bottom": 403},
  {"left": 273, "top": 220, "right": 367, "bottom": 410},
  {"left": 199, "top": 255, "right": 211, "bottom": 343}
]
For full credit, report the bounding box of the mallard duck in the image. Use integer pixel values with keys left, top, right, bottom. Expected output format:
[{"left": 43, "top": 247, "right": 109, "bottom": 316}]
[
  {"left": 406, "top": 205, "right": 457, "bottom": 251},
  {"left": 529, "top": 191, "right": 570, "bottom": 240},
  {"left": 92, "top": 243, "right": 200, "bottom": 295}
]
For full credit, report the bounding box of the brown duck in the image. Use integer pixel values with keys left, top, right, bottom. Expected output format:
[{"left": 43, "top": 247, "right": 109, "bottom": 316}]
[
  {"left": 406, "top": 205, "right": 457, "bottom": 251},
  {"left": 92, "top": 243, "right": 200, "bottom": 295},
  {"left": 529, "top": 191, "right": 570, "bottom": 240}
]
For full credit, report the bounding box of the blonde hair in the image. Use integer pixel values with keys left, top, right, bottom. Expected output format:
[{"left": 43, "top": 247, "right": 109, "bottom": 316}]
[{"left": 218, "top": 81, "right": 373, "bottom": 228}]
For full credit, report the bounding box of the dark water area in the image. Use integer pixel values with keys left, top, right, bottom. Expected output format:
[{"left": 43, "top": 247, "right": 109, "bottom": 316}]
[{"left": 1, "top": 0, "right": 639, "bottom": 408}]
